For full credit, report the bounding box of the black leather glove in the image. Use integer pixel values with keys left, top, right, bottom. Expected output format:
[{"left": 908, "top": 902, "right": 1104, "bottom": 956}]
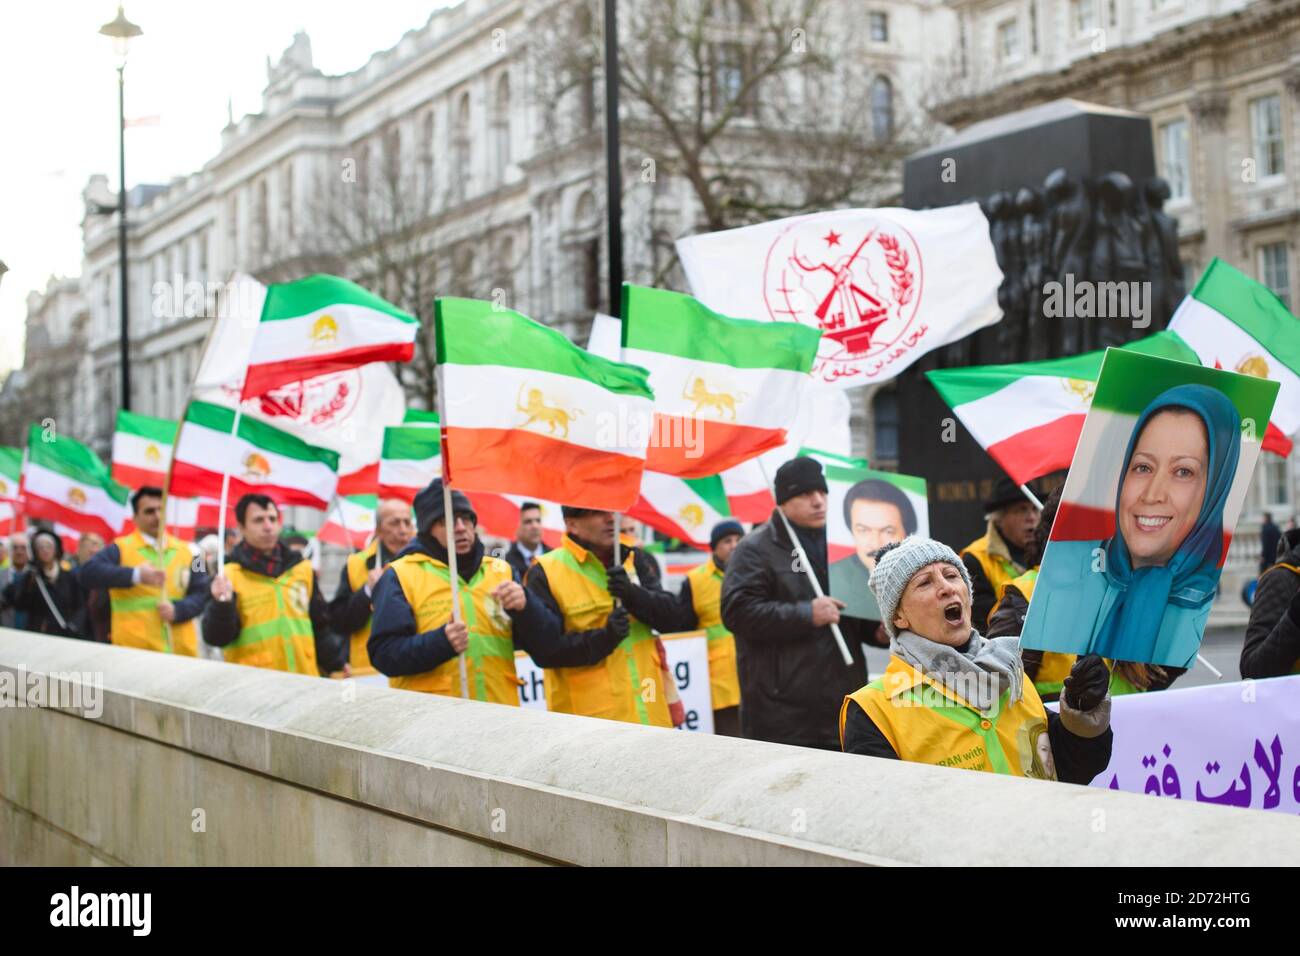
[
  {"left": 604, "top": 605, "right": 630, "bottom": 641},
  {"left": 1062, "top": 654, "right": 1109, "bottom": 712},
  {"left": 606, "top": 566, "right": 636, "bottom": 602}
]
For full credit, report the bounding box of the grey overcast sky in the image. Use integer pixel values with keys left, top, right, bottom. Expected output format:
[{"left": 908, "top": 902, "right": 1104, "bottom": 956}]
[{"left": 0, "top": 0, "right": 450, "bottom": 373}]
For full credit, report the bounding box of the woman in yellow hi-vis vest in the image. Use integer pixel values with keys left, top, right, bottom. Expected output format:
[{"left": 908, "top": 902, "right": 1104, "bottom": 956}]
[
  {"left": 202, "top": 494, "right": 346, "bottom": 676},
  {"left": 523, "top": 505, "right": 695, "bottom": 728},
  {"left": 840, "top": 536, "right": 1114, "bottom": 785},
  {"left": 78, "top": 486, "right": 210, "bottom": 655},
  {"left": 675, "top": 520, "right": 745, "bottom": 736},
  {"left": 327, "top": 498, "right": 415, "bottom": 677}
]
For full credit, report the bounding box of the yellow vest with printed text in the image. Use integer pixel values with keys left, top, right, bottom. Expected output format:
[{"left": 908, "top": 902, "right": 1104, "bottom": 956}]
[
  {"left": 387, "top": 552, "right": 520, "bottom": 703},
  {"left": 222, "top": 559, "right": 317, "bottom": 674},
  {"left": 109, "top": 531, "right": 199, "bottom": 657},
  {"left": 345, "top": 541, "right": 381, "bottom": 676},
  {"left": 534, "top": 535, "right": 670, "bottom": 727},
  {"left": 685, "top": 558, "right": 740, "bottom": 711},
  {"left": 840, "top": 655, "right": 1057, "bottom": 779}
]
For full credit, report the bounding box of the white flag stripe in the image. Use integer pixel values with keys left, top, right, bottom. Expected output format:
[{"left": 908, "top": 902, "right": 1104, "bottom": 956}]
[
  {"left": 441, "top": 363, "right": 653, "bottom": 459},
  {"left": 23, "top": 461, "right": 129, "bottom": 529},
  {"left": 174, "top": 422, "right": 337, "bottom": 503},
  {"left": 1169, "top": 298, "right": 1300, "bottom": 434},
  {"left": 956, "top": 374, "right": 1093, "bottom": 447},
  {"left": 254, "top": 303, "right": 417, "bottom": 360},
  {"left": 112, "top": 430, "right": 173, "bottom": 470},
  {"left": 379, "top": 456, "right": 441, "bottom": 491},
  {"left": 623, "top": 347, "right": 808, "bottom": 428}
]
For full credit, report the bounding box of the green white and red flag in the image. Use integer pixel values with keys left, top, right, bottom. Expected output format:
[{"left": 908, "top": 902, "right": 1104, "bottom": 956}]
[
  {"left": 378, "top": 423, "right": 441, "bottom": 503},
  {"left": 319, "top": 494, "right": 379, "bottom": 550},
  {"left": 170, "top": 401, "right": 340, "bottom": 509},
  {"left": 0, "top": 445, "right": 22, "bottom": 505},
  {"left": 628, "top": 472, "right": 732, "bottom": 550},
  {"left": 240, "top": 274, "right": 418, "bottom": 400},
  {"left": 20, "top": 426, "right": 130, "bottom": 540},
  {"left": 621, "top": 284, "right": 821, "bottom": 478},
  {"left": 111, "top": 410, "right": 177, "bottom": 489},
  {"left": 1168, "top": 257, "right": 1300, "bottom": 457},
  {"left": 927, "top": 331, "right": 1198, "bottom": 486},
  {"left": 435, "top": 297, "right": 655, "bottom": 511}
]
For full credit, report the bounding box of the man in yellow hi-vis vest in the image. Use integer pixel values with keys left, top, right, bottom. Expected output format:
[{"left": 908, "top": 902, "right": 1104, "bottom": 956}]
[
  {"left": 203, "top": 493, "right": 345, "bottom": 676},
  {"left": 675, "top": 519, "right": 745, "bottom": 736},
  {"left": 367, "top": 479, "right": 566, "bottom": 702},
  {"left": 79, "top": 486, "right": 210, "bottom": 655},
  {"left": 522, "top": 506, "right": 693, "bottom": 728},
  {"left": 327, "top": 498, "right": 415, "bottom": 677}
]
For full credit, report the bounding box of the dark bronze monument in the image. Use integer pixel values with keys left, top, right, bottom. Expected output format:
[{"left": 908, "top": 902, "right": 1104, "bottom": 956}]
[{"left": 898, "top": 100, "right": 1186, "bottom": 543}]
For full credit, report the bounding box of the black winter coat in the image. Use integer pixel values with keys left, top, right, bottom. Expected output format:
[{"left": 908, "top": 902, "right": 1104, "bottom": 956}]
[
  {"left": 720, "top": 513, "right": 869, "bottom": 750},
  {"left": 1242, "top": 528, "right": 1300, "bottom": 679}
]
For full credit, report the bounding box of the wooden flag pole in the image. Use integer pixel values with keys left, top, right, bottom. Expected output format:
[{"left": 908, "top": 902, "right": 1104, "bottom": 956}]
[{"left": 436, "top": 378, "right": 470, "bottom": 700}]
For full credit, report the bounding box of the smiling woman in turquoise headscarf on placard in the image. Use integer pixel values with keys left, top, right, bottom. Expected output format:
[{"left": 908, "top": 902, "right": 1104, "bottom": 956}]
[{"left": 1023, "top": 384, "right": 1242, "bottom": 669}]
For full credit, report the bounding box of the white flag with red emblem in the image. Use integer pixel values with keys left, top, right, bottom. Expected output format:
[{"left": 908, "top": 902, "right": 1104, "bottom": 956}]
[{"left": 676, "top": 204, "right": 1003, "bottom": 389}]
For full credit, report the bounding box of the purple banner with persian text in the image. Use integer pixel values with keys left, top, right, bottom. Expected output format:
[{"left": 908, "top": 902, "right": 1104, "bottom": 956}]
[{"left": 1081, "top": 675, "right": 1300, "bottom": 813}]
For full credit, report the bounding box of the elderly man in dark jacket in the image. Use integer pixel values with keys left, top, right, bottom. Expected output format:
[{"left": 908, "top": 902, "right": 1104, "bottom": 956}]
[
  {"left": 1241, "top": 527, "right": 1300, "bottom": 679},
  {"left": 721, "top": 456, "right": 873, "bottom": 750}
]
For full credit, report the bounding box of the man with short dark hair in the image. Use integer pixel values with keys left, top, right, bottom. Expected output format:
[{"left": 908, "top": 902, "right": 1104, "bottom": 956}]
[
  {"left": 830, "top": 478, "right": 916, "bottom": 624},
  {"left": 721, "top": 456, "right": 870, "bottom": 750},
  {"left": 504, "top": 501, "right": 545, "bottom": 579},
  {"left": 203, "top": 493, "right": 343, "bottom": 675},
  {"left": 79, "top": 486, "right": 209, "bottom": 655}
]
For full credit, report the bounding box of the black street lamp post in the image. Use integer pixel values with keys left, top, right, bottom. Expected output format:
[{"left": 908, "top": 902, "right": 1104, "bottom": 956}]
[{"left": 98, "top": 5, "right": 142, "bottom": 412}]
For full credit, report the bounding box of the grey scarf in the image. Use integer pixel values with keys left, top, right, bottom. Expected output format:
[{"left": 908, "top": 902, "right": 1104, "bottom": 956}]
[{"left": 891, "top": 628, "right": 1024, "bottom": 713}]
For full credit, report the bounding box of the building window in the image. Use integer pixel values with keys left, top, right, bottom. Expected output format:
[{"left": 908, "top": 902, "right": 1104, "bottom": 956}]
[
  {"left": 711, "top": 43, "right": 752, "bottom": 116},
  {"left": 996, "top": 19, "right": 1021, "bottom": 64},
  {"left": 869, "top": 11, "right": 888, "bottom": 42},
  {"left": 873, "top": 389, "right": 899, "bottom": 461},
  {"left": 1070, "top": 0, "right": 1096, "bottom": 35},
  {"left": 493, "top": 73, "right": 511, "bottom": 185},
  {"left": 1159, "top": 119, "right": 1190, "bottom": 200},
  {"left": 581, "top": 238, "right": 600, "bottom": 311},
  {"left": 453, "top": 92, "right": 472, "bottom": 200},
  {"left": 1250, "top": 95, "right": 1285, "bottom": 179},
  {"left": 871, "top": 76, "right": 894, "bottom": 141},
  {"left": 1261, "top": 454, "right": 1290, "bottom": 511},
  {"left": 1259, "top": 242, "right": 1291, "bottom": 309}
]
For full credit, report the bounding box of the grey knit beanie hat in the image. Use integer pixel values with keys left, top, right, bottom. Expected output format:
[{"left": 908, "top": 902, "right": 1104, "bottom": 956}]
[{"left": 868, "top": 536, "right": 973, "bottom": 638}]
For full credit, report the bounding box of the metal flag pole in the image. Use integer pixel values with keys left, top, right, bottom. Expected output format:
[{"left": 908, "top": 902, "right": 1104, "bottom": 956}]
[{"left": 756, "top": 459, "right": 853, "bottom": 666}]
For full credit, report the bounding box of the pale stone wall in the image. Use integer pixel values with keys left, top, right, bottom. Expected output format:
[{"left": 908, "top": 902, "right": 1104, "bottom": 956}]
[{"left": 2, "top": 628, "right": 1296, "bottom": 866}]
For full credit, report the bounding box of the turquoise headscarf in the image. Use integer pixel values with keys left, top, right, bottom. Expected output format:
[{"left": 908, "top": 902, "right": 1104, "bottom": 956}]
[{"left": 1091, "top": 384, "right": 1241, "bottom": 662}]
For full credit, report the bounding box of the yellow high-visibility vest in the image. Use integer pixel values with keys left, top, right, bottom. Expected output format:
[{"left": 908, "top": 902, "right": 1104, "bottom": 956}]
[
  {"left": 685, "top": 558, "right": 740, "bottom": 711},
  {"left": 222, "top": 559, "right": 318, "bottom": 674},
  {"left": 840, "top": 655, "right": 1057, "bottom": 779},
  {"left": 386, "top": 552, "right": 520, "bottom": 703},
  {"left": 534, "top": 535, "right": 670, "bottom": 727},
  {"left": 109, "top": 531, "right": 199, "bottom": 657},
  {"left": 345, "top": 541, "right": 381, "bottom": 676}
]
